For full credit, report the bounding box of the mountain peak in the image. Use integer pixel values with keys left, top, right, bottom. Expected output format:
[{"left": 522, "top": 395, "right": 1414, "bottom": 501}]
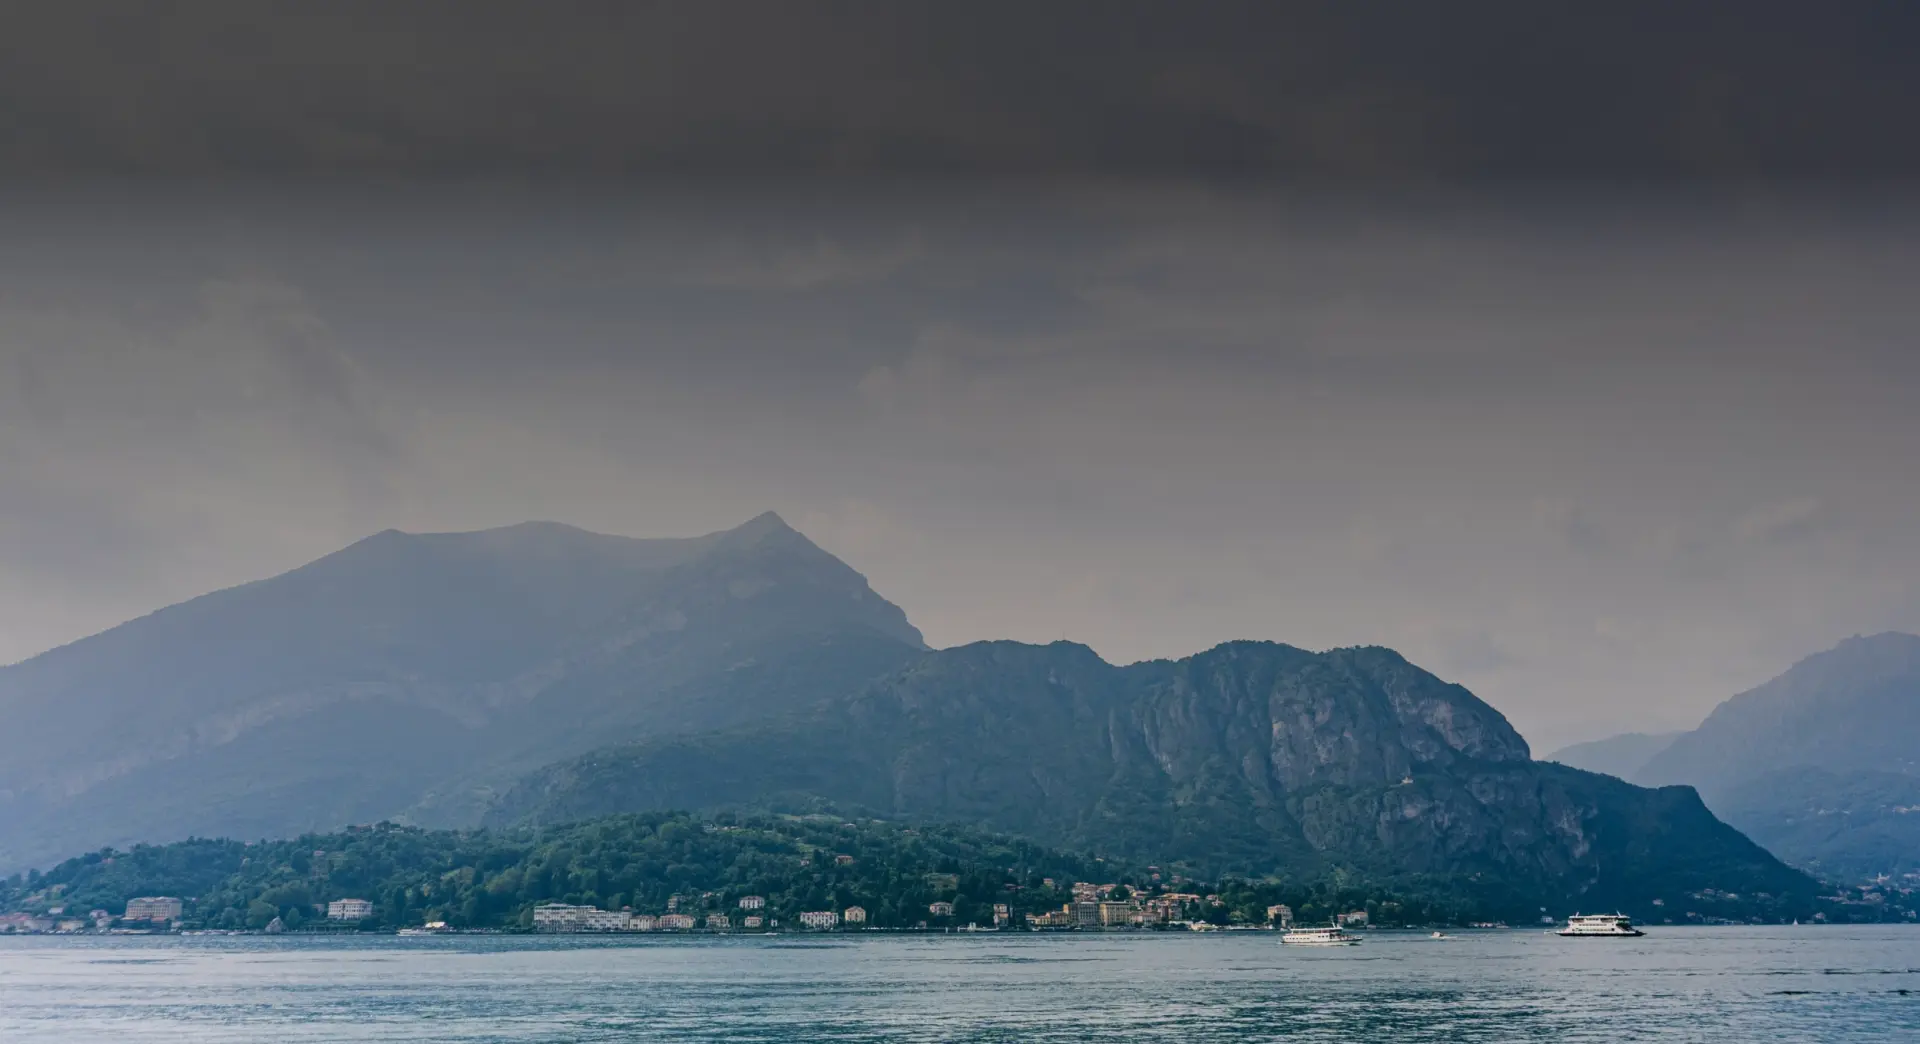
[{"left": 736, "top": 509, "right": 792, "bottom": 533}]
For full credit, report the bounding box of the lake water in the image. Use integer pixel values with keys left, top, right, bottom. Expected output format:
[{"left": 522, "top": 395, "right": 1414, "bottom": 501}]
[{"left": 1, "top": 927, "right": 1915, "bottom": 1042}]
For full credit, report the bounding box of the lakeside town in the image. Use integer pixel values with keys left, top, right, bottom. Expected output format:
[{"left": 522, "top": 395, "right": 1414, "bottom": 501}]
[
  {"left": 2, "top": 878, "right": 1375, "bottom": 936},
  {"left": 524, "top": 878, "right": 1354, "bottom": 934}
]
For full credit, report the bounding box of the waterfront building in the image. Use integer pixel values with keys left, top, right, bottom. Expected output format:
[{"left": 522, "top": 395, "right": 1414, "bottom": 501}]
[
  {"left": 656, "top": 914, "right": 697, "bottom": 930},
  {"left": 706, "top": 913, "right": 731, "bottom": 930},
  {"left": 327, "top": 898, "right": 374, "bottom": 921},
  {"left": 1337, "top": 910, "right": 1368, "bottom": 927},
  {"left": 743, "top": 915, "right": 764, "bottom": 929},
  {"left": 1267, "top": 904, "right": 1294, "bottom": 927},
  {"left": 533, "top": 903, "right": 588, "bottom": 931},
  {"left": 579, "top": 908, "right": 632, "bottom": 931},
  {"left": 531, "top": 903, "right": 629, "bottom": 932},
  {"left": 1073, "top": 900, "right": 1101, "bottom": 927},
  {"left": 1097, "top": 902, "right": 1135, "bottom": 926},
  {"left": 631, "top": 915, "right": 658, "bottom": 931},
  {"left": 1027, "top": 907, "right": 1074, "bottom": 927},
  {"left": 843, "top": 906, "right": 867, "bottom": 924},
  {"left": 799, "top": 910, "right": 840, "bottom": 929},
  {"left": 993, "top": 903, "right": 1011, "bottom": 927},
  {"left": 124, "top": 897, "right": 184, "bottom": 923}
]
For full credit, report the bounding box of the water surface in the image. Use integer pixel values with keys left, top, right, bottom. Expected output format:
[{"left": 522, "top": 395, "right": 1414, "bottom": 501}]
[{"left": 2, "top": 927, "right": 1916, "bottom": 1042}]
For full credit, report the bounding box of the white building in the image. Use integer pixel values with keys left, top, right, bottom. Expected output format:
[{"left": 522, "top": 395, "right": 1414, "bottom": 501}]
[
  {"left": 533, "top": 903, "right": 631, "bottom": 932},
  {"left": 798, "top": 910, "right": 839, "bottom": 929},
  {"left": 124, "top": 897, "right": 184, "bottom": 923},
  {"left": 656, "top": 913, "right": 697, "bottom": 930},
  {"left": 928, "top": 901, "right": 955, "bottom": 917},
  {"left": 742, "top": 915, "right": 764, "bottom": 929},
  {"left": 706, "top": 913, "right": 731, "bottom": 930},
  {"left": 579, "top": 908, "right": 632, "bottom": 931},
  {"left": 738, "top": 895, "right": 765, "bottom": 910},
  {"left": 631, "top": 915, "right": 658, "bottom": 931},
  {"left": 533, "top": 904, "right": 576, "bottom": 931},
  {"left": 326, "top": 898, "right": 374, "bottom": 921},
  {"left": 842, "top": 906, "right": 867, "bottom": 924}
]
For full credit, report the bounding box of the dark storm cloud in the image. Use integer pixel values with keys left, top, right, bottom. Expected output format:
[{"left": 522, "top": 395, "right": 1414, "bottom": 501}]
[{"left": 1, "top": 1, "right": 1916, "bottom": 185}]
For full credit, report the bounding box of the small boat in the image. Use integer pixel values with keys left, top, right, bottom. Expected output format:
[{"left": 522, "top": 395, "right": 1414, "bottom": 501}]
[
  {"left": 1281, "top": 924, "right": 1360, "bottom": 946},
  {"left": 1430, "top": 931, "right": 1448, "bottom": 939},
  {"left": 1556, "top": 913, "right": 1644, "bottom": 937}
]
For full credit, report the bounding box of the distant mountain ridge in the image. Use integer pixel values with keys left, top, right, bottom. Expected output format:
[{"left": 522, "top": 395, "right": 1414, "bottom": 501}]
[
  {"left": 1546, "top": 732, "right": 1683, "bottom": 781},
  {"left": 493, "top": 639, "right": 1818, "bottom": 914},
  {"left": 1630, "top": 632, "right": 1920, "bottom": 882},
  {"left": 0, "top": 513, "right": 925, "bottom": 873},
  {"left": 1638, "top": 633, "right": 1920, "bottom": 795}
]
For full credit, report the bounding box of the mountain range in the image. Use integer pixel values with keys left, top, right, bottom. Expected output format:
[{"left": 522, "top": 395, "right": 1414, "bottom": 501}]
[
  {"left": 492, "top": 638, "right": 1814, "bottom": 915},
  {"left": 0, "top": 513, "right": 924, "bottom": 873},
  {"left": 0, "top": 514, "right": 1837, "bottom": 918},
  {"left": 1545, "top": 732, "right": 1685, "bottom": 782},
  {"left": 1551, "top": 633, "right": 1920, "bottom": 882}
]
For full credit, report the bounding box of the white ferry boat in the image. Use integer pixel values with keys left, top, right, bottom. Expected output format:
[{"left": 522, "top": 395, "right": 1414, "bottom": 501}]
[
  {"left": 1556, "top": 913, "right": 1644, "bottom": 937},
  {"left": 1280, "top": 924, "right": 1360, "bottom": 946}
]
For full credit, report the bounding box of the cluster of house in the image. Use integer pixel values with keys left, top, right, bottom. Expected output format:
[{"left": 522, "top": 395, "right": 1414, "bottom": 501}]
[
  {"left": 524, "top": 880, "right": 1349, "bottom": 934},
  {"left": 2, "top": 896, "right": 184, "bottom": 934},
  {"left": 1026, "top": 883, "right": 1216, "bottom": 928},
  {"left": 534, "top": 893, "right": 829, "bottom": 933},
  {"left": 3, "top": 895, "right": 380, "bottom": 934}
]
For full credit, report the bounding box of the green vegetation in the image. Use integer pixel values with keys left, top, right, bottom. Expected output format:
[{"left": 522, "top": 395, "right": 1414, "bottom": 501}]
[
  {"left": 7, "top": 809, "right": 1905, "bottom": 931},
  {"left": 2, "top": 812, "right": 1110, "bottom": 930}
]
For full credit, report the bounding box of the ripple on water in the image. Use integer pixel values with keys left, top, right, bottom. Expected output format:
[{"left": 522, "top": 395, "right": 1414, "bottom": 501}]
[{"left": 0, "top": 928, "right": 1916, "bottom": 1042}]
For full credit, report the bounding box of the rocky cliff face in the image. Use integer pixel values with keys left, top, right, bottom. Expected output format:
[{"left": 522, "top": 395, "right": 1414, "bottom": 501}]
[{"left": 494, "top": 639, "right": 1813, "bottom": 911}]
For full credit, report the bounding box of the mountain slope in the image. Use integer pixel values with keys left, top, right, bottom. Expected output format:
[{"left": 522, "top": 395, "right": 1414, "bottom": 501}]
[
  {"left": 1633, "top": 633, "right": 1920, "bottom": 882},
  {"left": 1546, "top": 732, "right": 1683, "bottom": 781},
  {"left": 0, "top": 513, "right": 924, "bottom": 873},
  {"left": 1637, "top": 633, "right": 1920, "bottom": 796},
  {"left": 1712, "top": 767, "right": 1920, "bottom": 883},
  {"left": 493, "top": 640, "right": 1819, "bottom": 916}
]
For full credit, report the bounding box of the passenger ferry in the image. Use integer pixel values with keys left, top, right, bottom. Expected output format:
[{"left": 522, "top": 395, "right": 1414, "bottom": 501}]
[
  {"left": 1556, "top": 913, "right": 1644, "bottom": 937},
  {"left": 1280, "top": 924, "right": 1360, "bottom": 946}
]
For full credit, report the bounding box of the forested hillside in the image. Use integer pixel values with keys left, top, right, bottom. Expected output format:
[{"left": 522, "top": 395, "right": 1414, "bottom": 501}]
[{"left": 493, "top": 641, "right": 1827, "bottom": 916}]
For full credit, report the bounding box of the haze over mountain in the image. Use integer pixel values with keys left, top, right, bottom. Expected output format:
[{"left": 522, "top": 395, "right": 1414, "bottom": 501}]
[
  {"left": 1546, "top": 732, "right": 1683, "bottom": 781},
  {"left": 1633, "top": 633, "right": 1920, "bottom": 880},
  {"left": 0, "top": 513, "right": 925, "bottom": 873},
  {"left": 1638, "top": 633, "right": 1920, "bottom": 794},
  {"left": 495, "top": 640, "right": 1816, "bottom": 914},
  {"left": 0, "top": 513, "right": 1828, "bottom": 914}
]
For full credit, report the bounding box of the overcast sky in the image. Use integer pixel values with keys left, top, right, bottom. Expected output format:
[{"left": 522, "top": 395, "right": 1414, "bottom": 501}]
[{"left": 2, "top": 3, "right": 1917, "bottom": 751}]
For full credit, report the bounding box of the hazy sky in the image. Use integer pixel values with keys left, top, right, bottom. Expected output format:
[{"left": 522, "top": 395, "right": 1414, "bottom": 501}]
[{"left": 2, "top": 3, "right": 1918, "bottom": 751}]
